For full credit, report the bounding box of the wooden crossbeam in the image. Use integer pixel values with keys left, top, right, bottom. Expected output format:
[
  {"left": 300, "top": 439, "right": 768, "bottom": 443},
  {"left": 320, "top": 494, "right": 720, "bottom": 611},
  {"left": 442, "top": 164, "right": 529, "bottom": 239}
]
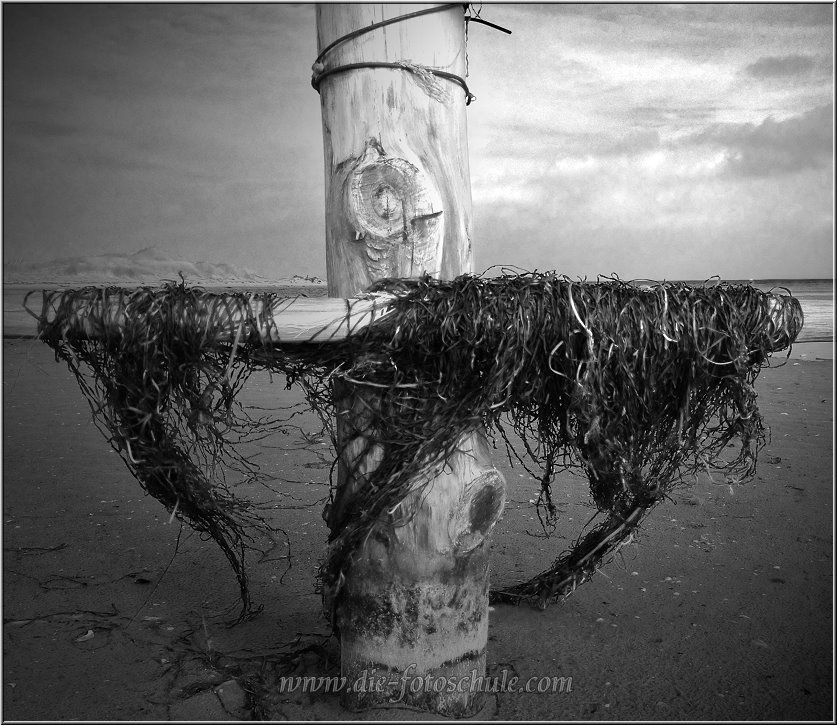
[
  {"left": 3, "top": 286, "right": 815, "bottom": 354},
  {"left": 4, "top": 290, "right": 397, "bottom": 342}
]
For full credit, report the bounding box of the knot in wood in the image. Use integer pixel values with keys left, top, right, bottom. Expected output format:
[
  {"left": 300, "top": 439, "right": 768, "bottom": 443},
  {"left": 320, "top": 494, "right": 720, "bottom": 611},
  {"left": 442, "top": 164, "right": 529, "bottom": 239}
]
[
  {"left": 349, "top": 158, "right": 416, "bottom": 239},
  {"left": 371, "top": 182, "right": 403, "bottom": 223},
  {"left": 344, "top": 141, "right": 445, "bottom": 280},
  {"left": 451, "top": 470, "right": 506, "bottom": 554}
]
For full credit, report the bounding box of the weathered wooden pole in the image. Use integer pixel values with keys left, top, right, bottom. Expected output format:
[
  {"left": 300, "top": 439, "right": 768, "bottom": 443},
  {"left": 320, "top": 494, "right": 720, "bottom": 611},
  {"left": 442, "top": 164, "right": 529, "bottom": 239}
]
[{"left": 314, "top": 3, "right": 506, "bottom": 715}]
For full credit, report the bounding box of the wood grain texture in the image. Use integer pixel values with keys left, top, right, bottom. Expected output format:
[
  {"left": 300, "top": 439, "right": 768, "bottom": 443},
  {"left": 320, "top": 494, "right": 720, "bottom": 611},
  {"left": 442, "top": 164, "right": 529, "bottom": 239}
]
[
  {"left": 316, "top": 3, "right": 473, "bottom": 298},
  {"left": 19, "top": 291, "right": 396, "bottom": 343},
  {"left": 316, "top": 4, "right": 503, "bottom": 715}
]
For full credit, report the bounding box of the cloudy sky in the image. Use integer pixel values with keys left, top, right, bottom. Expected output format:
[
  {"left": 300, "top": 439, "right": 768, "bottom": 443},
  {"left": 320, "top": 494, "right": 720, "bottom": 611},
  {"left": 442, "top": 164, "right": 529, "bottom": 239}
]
[{"left": 2, "top": 3, "right": 834, "bottom": 281}]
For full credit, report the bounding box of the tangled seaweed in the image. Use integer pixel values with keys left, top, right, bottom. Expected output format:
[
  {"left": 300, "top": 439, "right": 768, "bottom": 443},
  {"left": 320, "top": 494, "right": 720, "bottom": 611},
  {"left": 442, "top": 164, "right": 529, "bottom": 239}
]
[{"left": 33, "top": 272, "right": 803, "bottom": 619}]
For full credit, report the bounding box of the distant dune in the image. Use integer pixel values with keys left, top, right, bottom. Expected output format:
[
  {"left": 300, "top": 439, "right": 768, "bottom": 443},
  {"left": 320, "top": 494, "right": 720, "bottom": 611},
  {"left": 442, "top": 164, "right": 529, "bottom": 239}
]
[{"left": 3, "top": 246, "right": 324, "bottom": 288}]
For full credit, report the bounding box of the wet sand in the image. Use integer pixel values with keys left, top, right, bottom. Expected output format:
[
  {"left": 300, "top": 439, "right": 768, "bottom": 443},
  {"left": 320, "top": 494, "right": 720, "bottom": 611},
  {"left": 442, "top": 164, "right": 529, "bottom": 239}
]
[{"left": 2, "top": 339, "right": 833, "bottom": 720}]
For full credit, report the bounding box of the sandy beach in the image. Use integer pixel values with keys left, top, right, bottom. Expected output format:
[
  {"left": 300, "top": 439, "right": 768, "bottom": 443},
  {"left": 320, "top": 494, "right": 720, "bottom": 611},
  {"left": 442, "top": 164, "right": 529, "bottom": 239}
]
[
  {"left": 2, "top": 338, "right": 833, "bottom": 721},
  {"left": 3, "top": 2, "right": 832, "bottom": 718}
]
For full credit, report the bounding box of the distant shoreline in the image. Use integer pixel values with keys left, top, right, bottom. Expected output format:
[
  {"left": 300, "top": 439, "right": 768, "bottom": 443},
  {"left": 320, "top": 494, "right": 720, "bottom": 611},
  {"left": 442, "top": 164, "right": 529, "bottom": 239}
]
[{"left": 2, "top": 280, "right": 327, "bottom": 290}]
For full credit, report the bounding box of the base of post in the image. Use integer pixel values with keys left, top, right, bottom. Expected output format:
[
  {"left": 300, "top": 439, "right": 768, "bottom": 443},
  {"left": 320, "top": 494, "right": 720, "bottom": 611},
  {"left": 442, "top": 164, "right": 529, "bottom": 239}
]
[
  {"left": 339, "top": 651, "right": 487, "bottom": 716},
  {"left": 337, "top": 544, "right": 491, "bottom": 716}
]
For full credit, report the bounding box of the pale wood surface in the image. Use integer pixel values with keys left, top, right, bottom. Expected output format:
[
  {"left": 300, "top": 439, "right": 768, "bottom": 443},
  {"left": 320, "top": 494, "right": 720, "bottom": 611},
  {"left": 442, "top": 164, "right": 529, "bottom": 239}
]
[
  {"left": 4, "top": 287, "right": 806, "bottom": 350},
  {"left": 3, "top": 291, "right": 396, "bottom": 342},
  {"left": 316, "top": 3, "right": 473, "bottom": 297},
  {"left": 316, "top": 4, "right": 502, "bottom": 715}
]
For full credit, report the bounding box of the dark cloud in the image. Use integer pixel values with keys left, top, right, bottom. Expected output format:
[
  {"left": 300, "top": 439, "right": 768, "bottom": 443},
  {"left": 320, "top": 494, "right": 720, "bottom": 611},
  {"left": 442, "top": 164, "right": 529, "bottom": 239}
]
[
  {"left": 509, "top": 3, "right": 832, "bottom": 68},
  {"left": 3, "top": 117, "right": 81, "bottom": 140},
  {"left": 745, "top": 55, "right": 816, "bottom": 79},
  {"left": 542, "top": 2, "right": 833, "bottom": 29},
  {"left": 688, "top": 104, "right": 833, "bottom": 177}
]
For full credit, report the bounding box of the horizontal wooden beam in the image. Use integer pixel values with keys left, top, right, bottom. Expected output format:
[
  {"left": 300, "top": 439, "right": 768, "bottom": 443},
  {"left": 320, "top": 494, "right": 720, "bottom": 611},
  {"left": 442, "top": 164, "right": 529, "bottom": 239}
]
[
  {"left": 3, "top": 290, "right": 397, "bottom": 342},
  {"left": 2, "top": 286, "right": 815, "bottom": 352}
]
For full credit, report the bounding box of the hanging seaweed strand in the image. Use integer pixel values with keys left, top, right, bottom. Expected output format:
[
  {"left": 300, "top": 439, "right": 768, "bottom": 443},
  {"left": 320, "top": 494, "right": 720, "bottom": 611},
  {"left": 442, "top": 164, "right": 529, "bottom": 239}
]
[{"left": 34, "top": 272, "right": 803, "bottom": 617}]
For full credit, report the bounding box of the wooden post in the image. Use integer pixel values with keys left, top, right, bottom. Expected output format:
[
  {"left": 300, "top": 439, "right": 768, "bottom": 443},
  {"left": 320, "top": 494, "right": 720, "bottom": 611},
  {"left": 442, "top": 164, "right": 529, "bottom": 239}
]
[{"left": 314, "top": 4, "right": 506, "bottom": 715}]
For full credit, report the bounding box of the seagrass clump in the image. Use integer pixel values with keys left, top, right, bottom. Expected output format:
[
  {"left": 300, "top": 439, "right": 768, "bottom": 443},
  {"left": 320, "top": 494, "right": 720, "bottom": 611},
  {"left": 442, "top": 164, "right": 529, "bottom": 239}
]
[{"left": 34, "top": 272, "right": 802, "bottom": 617}]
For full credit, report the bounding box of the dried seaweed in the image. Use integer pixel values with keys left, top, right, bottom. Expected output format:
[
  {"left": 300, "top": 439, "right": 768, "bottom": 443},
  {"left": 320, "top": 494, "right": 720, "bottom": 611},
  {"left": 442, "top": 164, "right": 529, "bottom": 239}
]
[{"left": 33, "top": 272, "right": 803, "bottom": 618}]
